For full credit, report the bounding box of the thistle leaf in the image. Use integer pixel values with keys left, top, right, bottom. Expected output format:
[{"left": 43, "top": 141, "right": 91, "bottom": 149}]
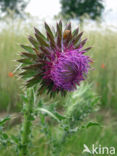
[
  {"left": 35, "top": 33, "right": 49, "bottom": 47},
  {"left": 34, "top": 27, "right": 47, "bottom": 40},
  {"left": 73, "top": 32, "right": 83, "bottom": 45},
  {"left": 38, "top": 108, "right": 60, "bottom": 122},
  {"left": 21, "top": 45, "right": 34, "bottom": 53},
  {"left": 57, "top": 23, "right": 62, "bottom": 49},
  {"left": 21, "top": 52, "right": 36, "bottom": 59},
  {"left": 39, "top": 46, "right": 50, "bottom": 54},
  {"left": 26, "top": 74, "right": 41, "bottom": 88},
  {"left": 72, "top": 27, "right": 79, "bottom": 38},
  {"left": 19, "top": 70, "right": 38, "bottom": 79},
  {"left": 83, "top": 47, "right": 92, "bottom": 51},
  {"left": 22, "top": 63, "right": 42, "bottom": 70},
  {"left": 45, "top": 22, "right": 56, "bottom": 48},
  {"left": 28, "top": 36, "right": 39, "bottom": 49},
  {"left": 17, "top": 58, "right": 33, "bottom": 64},
  {"left": 59, "top": 20, "right": 62, "bottom": 30},
  {"left": 76, "top": 38, "right": 87, "bottom": 49},
  {"left": 45, "top": 22, "right": 54, "bottom": 39}
]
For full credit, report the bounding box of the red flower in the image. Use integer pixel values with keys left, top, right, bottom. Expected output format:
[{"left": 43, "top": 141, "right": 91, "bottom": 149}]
[
  {"left": 8, "top": 72, "right": 14, "bottom": 77},
  {"left": 101, "top": 64, "right": 105, "bottom": 69}
]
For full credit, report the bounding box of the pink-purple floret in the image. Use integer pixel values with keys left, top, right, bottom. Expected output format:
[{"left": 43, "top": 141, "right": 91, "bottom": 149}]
[{"left": 43, "top": 47, "right": 92, "bottom": 91}]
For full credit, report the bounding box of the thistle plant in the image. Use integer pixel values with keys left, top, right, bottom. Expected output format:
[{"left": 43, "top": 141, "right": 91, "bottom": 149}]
[{"left": 15, "top": 21, "right": 92, "bottom": 156}]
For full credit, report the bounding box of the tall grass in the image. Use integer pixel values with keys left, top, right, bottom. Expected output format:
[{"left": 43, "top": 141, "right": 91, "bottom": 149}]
[
  {"left": 0, "top": 23, "right": 117, "bottom": 111},
  {"left": 87, "top": 30, "right": 117, "bottom": 109},
  {"left": 0, "top": 23, "right": 31, "bottom": 111}
]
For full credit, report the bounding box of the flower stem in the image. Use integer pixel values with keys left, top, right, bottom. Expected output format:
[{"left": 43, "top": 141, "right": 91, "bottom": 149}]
[{"left": 19, "top": 89, "right": 34, "bottom": 156}]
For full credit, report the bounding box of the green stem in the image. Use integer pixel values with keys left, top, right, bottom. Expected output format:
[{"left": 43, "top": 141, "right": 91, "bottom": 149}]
[{"left": 19, "top": 89, "right": 34, "bottom": 156}]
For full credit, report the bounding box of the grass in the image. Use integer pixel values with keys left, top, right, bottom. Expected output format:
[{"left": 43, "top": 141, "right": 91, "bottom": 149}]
[
  {"left": 86, "top": 30, "right": 117, "bottom": 109},
  {"left": 0, "top": 23, "right": 32, "bottom": 111}
]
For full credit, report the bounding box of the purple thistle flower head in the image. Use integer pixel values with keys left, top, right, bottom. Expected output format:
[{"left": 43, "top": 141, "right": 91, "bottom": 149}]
[
  {"left": 18, "top": 21, "right": 92, "bottom": 97},
  {"left": 50, "top": 50, "right": 91, "bottom": 91}
]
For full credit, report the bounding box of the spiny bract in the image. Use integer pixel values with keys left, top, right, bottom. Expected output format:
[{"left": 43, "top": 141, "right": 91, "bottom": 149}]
[{"left": 18, "top": 21, "right": 92, "bottom": 97}]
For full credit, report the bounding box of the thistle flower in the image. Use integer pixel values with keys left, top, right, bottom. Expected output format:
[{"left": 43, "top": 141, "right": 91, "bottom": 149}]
[{"left": 18, "top": 21, "right": 92, "bottom": 97}]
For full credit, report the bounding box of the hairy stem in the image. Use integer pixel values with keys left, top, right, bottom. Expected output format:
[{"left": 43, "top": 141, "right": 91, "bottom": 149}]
[{"left": 19, "top": 89, "right": 34, "bottom": 156}]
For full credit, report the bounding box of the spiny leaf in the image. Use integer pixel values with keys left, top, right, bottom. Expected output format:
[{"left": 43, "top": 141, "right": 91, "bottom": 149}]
[
  {"left": 73, "top": 32, "right": 83, "bottom": 45},
  {"left": 17, "top": 58, "right": 33, "bottom": 64},
  {"left": 28, "top": 36, "right": 39, "bottom": 49},
  {"left": 72, "top": 27, "right": 79, "bottom": 38},
  {"left": 19, "top": 70, "right": 38, "bottom": 79},
  {"left": 33, "top": 48, "right": 42, "bottom": 57},
  {"left": 83, "top": 47, "right": 92, "bottom": 51},
  {"left": 45, "top": 22, "right": 54, "bottom": 39},
  {"left": 21, "top": 45, "right": 34, "bottom": 53},
  {"left": 59, "top": 20, "right": 62, "bottom": 30},
  {"left": 26, "top": 74, "right": 41, "bottom": 88},
  {"left": 76, "top": 38, "right": 87, "bottom": 49},
  {"left": 57, "top": 23, "right": 62, "bottom": 49},
  {"left": 22, "top": 63, "right": 42, "bottom": 70},
  {"left": 39, "top": 46, "right": 50, "bottom": 54},
  {"left": 45, "top": 22, "right": 56, "bottom": 48},
  {"left": 21, "top": 52, "right": 36, "bottom": 59},
  {"left": 38, "top": 86, "right": 46, "bottom": 95},
  {"left": 34, "top": 27, "right": 47, "bottom": 40},
  {"left": 35, "top": 33, "right": 49, "bottom": 47}
]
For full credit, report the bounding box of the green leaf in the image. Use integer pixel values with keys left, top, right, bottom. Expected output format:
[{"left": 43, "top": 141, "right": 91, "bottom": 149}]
[
  {"left": 35, "top": 33, "right": 49, "bottom": 47},
  {"left": 59, "top": 20, "right": 62, "bottom": 30},
  {"left": 38, "top": 108, "right": 60, "bottom": 122},
  {"left": 2, "top": 133, "right": 8, "bottom": 139},
  {"left": 17, "top": 58, "right": 33, "bottom": 64},
  {"left": 21, "top": 45, "right": 34, "bottom": 53},
  {"left": 54, "top": 112, "right": 66, "bottom": 121},
  {"left": 45, "top": 22, "right": 54, "bottom": 39},
  {"left": 34, "top": 27, "right": 47, "bottom": 41},
  {"left": 83, "top": 47, "right": 92, "bottom": 51},
  {"left": 72, "top": 27, "right": 79, "bottom": 38},
  {"left": 86, "top": 121, "right": 100, "bottom": 128},
  {"left": 76, "top": 38, "right": 87, "bottom": 49},
  {"left": 73, "top": 32, "right": 83, "bottom": 45},
  {"left": 28, "top": 36, "right": 39, "bottom": 49},
  {"left": 26, "top": 74, "right": 41, "bottom": 88},
  {"left": 22, "top": 63, "right": 41, "bottom": 70},
  {"left": 11, "top": 135, "right": 19, "bottom": 143},
  {"left": 21, "top": 52, "right": 36, "bottom": 59},
  {"left": 0, "top": 116, "right": 10, "bottom": 126},
  {"left": 57, "top": 23, "right": 62, "bottom": 49},
  {"left": 19, "top": 70, "right": 38, "bottom": 79},
  {"left": 45, "top": 22, "right": 55, "bottom": 48}
]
